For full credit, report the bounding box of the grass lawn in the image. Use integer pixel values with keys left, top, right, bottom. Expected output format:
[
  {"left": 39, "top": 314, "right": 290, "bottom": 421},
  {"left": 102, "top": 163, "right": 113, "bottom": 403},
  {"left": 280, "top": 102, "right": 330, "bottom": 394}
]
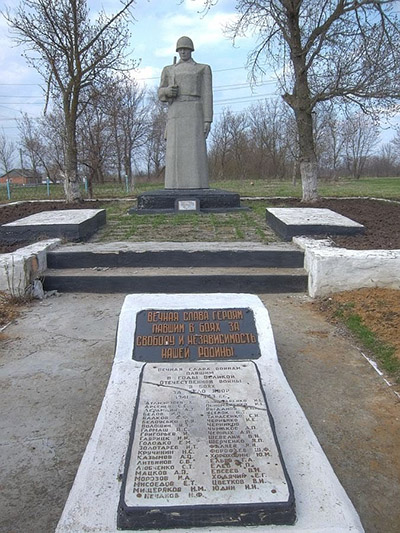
[{"left": 93, "top": 200, "right": 278, "bottom": 243}]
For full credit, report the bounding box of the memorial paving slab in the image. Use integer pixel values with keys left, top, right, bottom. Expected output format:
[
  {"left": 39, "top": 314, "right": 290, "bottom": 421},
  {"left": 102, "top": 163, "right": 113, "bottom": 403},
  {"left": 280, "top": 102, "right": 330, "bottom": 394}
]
[
  {"left": 266, "top": 207, "right": 365, "bottom": 241},
  {"left": 1, "top": 292, "right": 399, "bottom": 533},
  {"left": 56, "top": 293, "right": 362, "bottom": 532},
  {"left": 0, "top": 208, "right": 106, "bottom": 243}
]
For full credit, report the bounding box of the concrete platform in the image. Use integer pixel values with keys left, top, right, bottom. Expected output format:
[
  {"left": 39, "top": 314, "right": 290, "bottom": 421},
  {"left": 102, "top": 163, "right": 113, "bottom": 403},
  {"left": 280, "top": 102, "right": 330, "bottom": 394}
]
[
  {"left": 56, "top": 294, "right": 363, "bottom": 533},
  {"left": 0, "top": 209, "right": 106, "bottom": 243},
  {"left": 266, "top": 207, "right": 365, "bottom": 241}
]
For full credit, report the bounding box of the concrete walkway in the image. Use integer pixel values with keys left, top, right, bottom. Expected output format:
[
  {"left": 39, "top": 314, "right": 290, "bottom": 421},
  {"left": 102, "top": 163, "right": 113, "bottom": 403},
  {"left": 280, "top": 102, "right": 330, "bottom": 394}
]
[{"left": 0, "top": 292, "right": 399, "bottom": 533}]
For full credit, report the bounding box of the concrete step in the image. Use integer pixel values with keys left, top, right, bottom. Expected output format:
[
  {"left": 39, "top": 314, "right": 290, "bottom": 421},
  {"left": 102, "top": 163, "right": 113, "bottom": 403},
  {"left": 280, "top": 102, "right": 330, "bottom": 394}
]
[
  {"left": 46, "top": 242, "right": 305, "bottom": 269},
  {"left": 43, "top": 266, "right": 308, "bottom": 293}
]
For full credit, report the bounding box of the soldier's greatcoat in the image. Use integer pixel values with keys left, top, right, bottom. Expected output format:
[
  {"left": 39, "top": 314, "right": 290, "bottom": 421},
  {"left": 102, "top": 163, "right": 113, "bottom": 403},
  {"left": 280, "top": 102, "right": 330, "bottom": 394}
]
[{"left": 158, "top": 59, "right": 213, "bottom": 189}]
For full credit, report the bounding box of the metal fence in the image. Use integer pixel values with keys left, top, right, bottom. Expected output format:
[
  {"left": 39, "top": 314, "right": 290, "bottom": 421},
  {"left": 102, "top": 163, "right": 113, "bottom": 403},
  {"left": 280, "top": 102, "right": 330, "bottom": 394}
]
[{"left": 0, "top": 179, "right": 162, "bottom": 203}]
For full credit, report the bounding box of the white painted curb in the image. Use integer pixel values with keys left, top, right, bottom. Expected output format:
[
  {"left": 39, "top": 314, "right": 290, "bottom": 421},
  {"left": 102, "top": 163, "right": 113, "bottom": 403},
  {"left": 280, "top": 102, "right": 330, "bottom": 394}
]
[
  {"left": 294, "top": 237, "right": 400, "bottom": 297},
  {"left": 0, "top": 239, "right": 61, "bottom": 295}
]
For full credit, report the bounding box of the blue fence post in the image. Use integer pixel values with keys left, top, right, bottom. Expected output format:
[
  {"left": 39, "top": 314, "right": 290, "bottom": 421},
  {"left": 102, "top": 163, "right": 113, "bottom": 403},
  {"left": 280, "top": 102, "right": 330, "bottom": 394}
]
[
  {"left": 46, "top": 176, "right": 50, "bottom": 197},
  {"left": 84, "top": 177, "right": 88, "bottom": 194},
  {"left": 6, "top": 179, "right": 11, "bottom": 200}
]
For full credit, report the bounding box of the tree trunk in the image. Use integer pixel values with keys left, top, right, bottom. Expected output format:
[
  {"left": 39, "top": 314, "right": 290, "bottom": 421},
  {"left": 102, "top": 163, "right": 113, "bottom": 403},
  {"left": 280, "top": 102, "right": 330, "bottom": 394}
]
[
  {"left": 63, "top": 104, "right": 82, "bottom": 203},
  {"left": 63, "top": 139, "right": 81, "bottom": 202},
  {"left": 294, "top": 108, "right": 319, "bottom": 202}
]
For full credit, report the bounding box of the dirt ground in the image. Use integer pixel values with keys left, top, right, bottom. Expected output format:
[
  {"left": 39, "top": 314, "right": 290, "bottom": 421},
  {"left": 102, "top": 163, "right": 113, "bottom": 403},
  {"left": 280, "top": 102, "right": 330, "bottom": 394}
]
[
  {"left": 0, "top": 293, "right": 399, "bottom": 533},
  {"left": 317, "top": 287, "right": 400, "bottom": 362}
]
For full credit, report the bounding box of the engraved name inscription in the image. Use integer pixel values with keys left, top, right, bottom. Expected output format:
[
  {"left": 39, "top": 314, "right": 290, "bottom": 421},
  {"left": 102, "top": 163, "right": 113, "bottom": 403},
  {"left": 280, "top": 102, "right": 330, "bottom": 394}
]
[{"left": 123, "top": 362, "right": 290, "bottom": 507}]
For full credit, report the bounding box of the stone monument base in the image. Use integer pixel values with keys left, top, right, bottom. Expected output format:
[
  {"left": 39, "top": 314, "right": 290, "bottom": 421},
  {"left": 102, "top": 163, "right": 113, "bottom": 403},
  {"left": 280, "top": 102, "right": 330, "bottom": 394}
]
[
  {"left": 130, "top": 189, "right": 248, "bottom": 214},
  {"left": 266, "top": 207, "right": 365, "bottom": 241},
  {"left": 0, "top": 209, "right": 106, "bottom": 243}
]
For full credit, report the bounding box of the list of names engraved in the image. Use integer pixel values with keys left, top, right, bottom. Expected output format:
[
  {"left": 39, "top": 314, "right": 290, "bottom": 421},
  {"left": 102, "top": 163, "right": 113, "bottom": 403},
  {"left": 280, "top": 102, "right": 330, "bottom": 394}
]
[{"left": 123, "top": 362, "right": 290, "bottom": 507}]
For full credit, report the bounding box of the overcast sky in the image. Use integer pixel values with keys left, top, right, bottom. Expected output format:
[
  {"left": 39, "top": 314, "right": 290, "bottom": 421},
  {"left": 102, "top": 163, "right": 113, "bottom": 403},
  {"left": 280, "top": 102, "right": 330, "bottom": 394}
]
[
  {"left": 0, "top": 0, "right": 279, "bottom": 144},
  {"left": 0, "top": 0, "right": 397, "bottom": 147}
]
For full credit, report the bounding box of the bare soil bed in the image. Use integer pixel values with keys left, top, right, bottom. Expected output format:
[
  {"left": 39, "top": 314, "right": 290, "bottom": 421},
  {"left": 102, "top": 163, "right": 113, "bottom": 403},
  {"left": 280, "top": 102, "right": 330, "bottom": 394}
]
[{"left": 268, "top": 197, "right": 400, "bottom": 249}]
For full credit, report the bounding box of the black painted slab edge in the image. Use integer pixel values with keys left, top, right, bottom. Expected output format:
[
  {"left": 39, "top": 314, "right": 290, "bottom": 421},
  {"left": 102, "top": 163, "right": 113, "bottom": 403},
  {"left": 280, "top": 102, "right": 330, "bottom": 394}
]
[
  {"left": 0, "top": 210, "right": 106, "bottom": 243},
  {"left": 135, "top": 188, "right": 242, "bottom": 211},
  {"left": 46, "top": 249, "right": 305, "bottom": 269},
  {"left": 117, "top": 362, "right": 296, "bottom": 530},
  {"left": 129, "top": 207, "right": 250, "bottom": 214},
  {"left": 43, "top": 274, "right": 308, "bottom": 293},
  {"left": 266, "top": 210, "right": 365, "bottom": 240}
]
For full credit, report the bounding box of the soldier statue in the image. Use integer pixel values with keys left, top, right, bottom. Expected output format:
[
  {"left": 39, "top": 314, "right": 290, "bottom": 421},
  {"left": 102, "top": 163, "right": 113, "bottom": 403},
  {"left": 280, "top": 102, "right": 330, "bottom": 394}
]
[{"left": 158, "top": 36, "right": 213, "bottom": 189}]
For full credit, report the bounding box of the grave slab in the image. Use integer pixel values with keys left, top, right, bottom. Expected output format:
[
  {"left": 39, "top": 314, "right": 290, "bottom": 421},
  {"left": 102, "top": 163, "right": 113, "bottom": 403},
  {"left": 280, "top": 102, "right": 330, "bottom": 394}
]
[
  {"left": 0, "top": 209, "right": 106, "bottom": 243},
  {"left": 266, "top": 207, "right": 365, "bottom": 241},
  {"left": 56, "top": 293, "right": 364, "bottom": 533}
]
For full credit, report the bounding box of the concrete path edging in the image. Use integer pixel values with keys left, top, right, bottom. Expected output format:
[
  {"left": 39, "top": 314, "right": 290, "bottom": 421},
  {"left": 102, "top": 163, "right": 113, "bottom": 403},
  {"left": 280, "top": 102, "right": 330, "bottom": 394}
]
[
  {"left": 294, "top": 237, "right": 400, "bottom": 297},
  {"left": 0, "top": 239, "right": 61, "bottom": 295}
]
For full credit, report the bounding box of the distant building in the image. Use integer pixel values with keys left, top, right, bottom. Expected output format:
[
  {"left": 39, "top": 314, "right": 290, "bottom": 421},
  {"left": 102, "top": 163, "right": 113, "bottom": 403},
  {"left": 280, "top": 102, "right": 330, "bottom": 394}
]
[{"left": 0, "top": 168, "right": 42, "bottom": 186}]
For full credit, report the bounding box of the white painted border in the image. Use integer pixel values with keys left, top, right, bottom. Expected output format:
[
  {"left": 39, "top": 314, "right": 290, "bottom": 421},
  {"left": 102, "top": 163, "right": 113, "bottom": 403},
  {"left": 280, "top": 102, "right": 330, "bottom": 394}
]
[
  {"left": 56, "top": 293, "right": 363, "bottom": 533},
  {"left": 294, "top": 237, "right": 400, "bottom": 297},
  {"left": 0, "top": 239, "right": 60, "bottom": 294}
]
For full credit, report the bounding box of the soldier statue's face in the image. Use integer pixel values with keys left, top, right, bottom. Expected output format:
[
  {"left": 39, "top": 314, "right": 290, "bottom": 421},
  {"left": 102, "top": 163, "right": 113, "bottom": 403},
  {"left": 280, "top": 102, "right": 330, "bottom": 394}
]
[{"left": 178, "top": 48, "right": 192, "bottom": 62}]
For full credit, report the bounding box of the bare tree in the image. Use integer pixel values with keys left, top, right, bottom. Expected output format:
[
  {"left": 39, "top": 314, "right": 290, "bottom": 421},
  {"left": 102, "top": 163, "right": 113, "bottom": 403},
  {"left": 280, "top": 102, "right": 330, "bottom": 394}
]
[
  {"left": 342, "top": 112, "right": 379, "bottom": 179},
  {"left": 204, "top": 0, "right": 400, "bottom": 201},
  {"left": 18, "top": 111, "right": 66, "bottom": 182},
  {"left": 4, "top": 0, "right": 136, "bottom": 202},
  {"left": 113, "top": 78, "right": 149, "bottom": 188},
  {"left": 248, "top": 99, "right": 289, "bottom": 179},
  {"left": 391, "top": 127, "right": 400, "bottom": 164},
  {"left": 144, "top": 90, "right": 167, "bottom": 181},
  {"left": 0, "top": 131, "right": 16, "bottom": 175},
  {"left": 209, "top": 108, "right": 233, "bottom": 180},
  {"left": 366, "top": 143, "right": 399, "bottom": 177},
  {"left": 314, "top": 103, "right": 346, "bottom": 180},
  {"left": 209, "top": 108, "right": 249, "bottom": 180},
  {"left": 78, "top": 88, "right": 115, "bottom": 197}
]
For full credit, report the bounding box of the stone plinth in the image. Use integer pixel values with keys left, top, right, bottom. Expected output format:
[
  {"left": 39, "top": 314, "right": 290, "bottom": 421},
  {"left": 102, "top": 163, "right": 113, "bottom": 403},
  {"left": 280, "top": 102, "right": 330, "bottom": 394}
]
[
  {"left": 0, "top": 209, "right": 106, "bottom": 243},
  {"left": 266, "top": 207, "right": 365, "bottom": 241},
  {"left": 130, "top": 189, "right": 247, "bottom": 214},
  {"left": 56, "top": 293, "right": 364, "bottom": 533}
]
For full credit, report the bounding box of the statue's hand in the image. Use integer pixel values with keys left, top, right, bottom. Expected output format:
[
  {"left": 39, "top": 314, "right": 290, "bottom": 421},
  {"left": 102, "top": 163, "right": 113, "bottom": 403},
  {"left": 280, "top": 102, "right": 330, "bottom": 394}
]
[
  {"left": 204, "top": 122, "right": 211, "bottom": 138},
  {"left": 166, "top": 85, "right": 178, "bottom": 98}
]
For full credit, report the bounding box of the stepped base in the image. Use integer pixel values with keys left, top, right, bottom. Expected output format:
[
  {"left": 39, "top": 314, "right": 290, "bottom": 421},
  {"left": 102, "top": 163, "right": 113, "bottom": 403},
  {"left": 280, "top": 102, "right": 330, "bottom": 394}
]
[
  {"left": 130, "top": 188, "right": 248, "bottom": 214},
  {"left": 43, "top": 267, "right": 308, "bottom": 293},
  {"left": 46, "top": 242, "right": 304, "bottom": 269},
  {"left": 44, "top": 242, "right": 308, "bottom": 294}
]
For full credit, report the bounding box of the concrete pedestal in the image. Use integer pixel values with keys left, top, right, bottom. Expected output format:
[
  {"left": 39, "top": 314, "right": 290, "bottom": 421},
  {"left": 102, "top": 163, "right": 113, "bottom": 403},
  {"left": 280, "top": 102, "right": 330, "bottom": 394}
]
[{"left": 130, "top": 189, "right": 247, "bottom": 214}]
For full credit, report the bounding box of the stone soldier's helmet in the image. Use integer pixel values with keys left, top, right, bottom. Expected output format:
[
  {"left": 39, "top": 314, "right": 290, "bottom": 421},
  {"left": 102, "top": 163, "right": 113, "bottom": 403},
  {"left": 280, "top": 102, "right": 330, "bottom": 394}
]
[{"left": 176, "top": 36, "right": 194, "bottom": 51}]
